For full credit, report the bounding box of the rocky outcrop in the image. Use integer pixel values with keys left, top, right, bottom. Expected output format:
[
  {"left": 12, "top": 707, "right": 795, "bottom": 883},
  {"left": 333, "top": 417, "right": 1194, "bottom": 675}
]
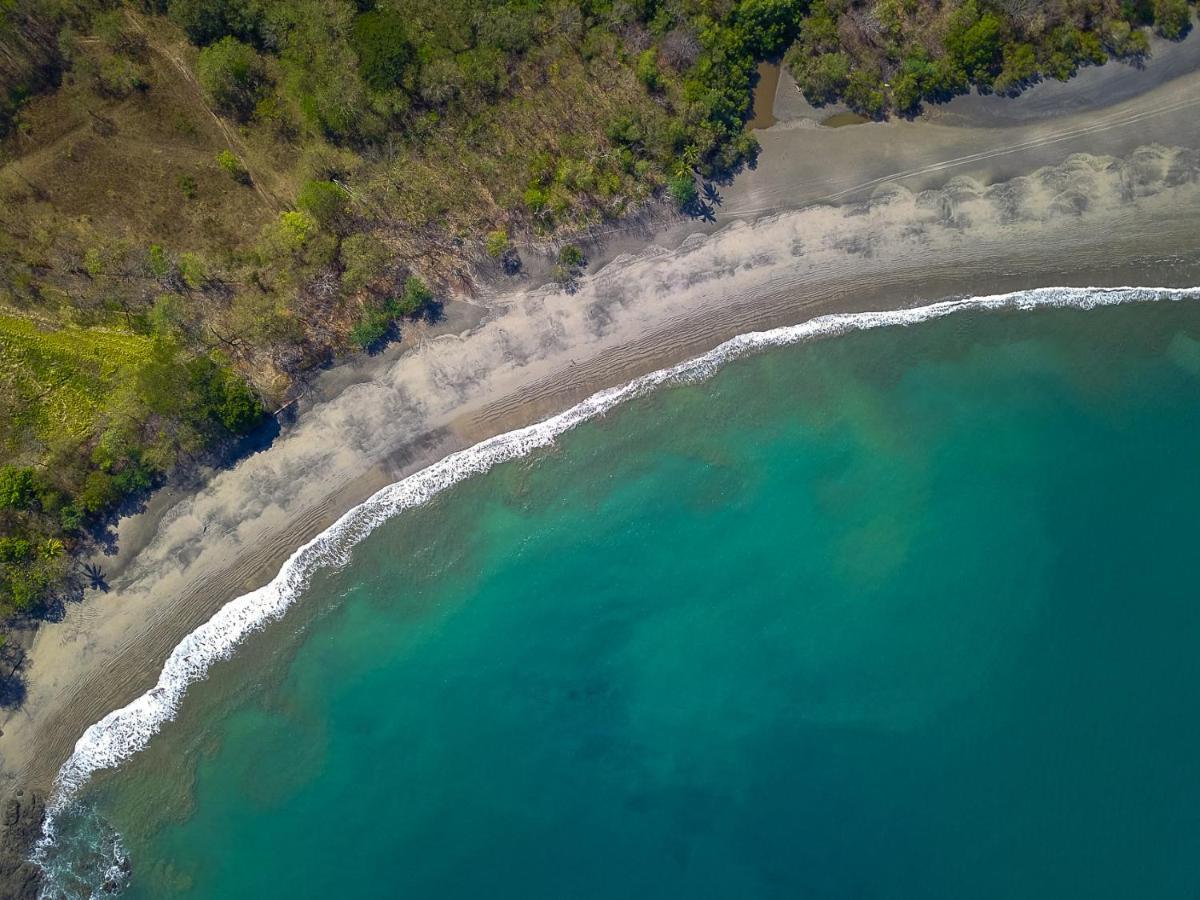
[{"left": 0, "top": 791, "right": 44, "bottom": 900}]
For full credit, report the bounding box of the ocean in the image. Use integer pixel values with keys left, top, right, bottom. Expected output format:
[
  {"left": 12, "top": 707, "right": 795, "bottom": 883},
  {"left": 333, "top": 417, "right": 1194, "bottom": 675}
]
[{"left": 37, "top": 290, "right": 1200, "bottom": 898}]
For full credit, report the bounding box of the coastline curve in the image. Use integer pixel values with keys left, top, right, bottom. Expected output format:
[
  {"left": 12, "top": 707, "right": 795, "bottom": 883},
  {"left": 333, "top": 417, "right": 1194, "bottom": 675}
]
[{"left": 31, "top": 284, "right": 1200, "bottom": 882}]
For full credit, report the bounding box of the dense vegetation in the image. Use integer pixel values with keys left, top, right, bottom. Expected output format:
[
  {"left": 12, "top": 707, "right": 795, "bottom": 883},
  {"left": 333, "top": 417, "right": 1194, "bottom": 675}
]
[
  {"left": 786, "top": 0, "right": 1196, "bottom": 117},
  {"left": 0, "top": 0, "right": 802, "bottom": 631},
  {"left": 0, "top": 0, "right": 1193, "bottom": 643}
]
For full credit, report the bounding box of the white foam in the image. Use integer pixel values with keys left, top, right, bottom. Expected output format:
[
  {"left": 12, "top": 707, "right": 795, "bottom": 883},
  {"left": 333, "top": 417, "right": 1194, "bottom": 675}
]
[{"left": 33, "top": 285, "right": 1198, "bottom": 863}]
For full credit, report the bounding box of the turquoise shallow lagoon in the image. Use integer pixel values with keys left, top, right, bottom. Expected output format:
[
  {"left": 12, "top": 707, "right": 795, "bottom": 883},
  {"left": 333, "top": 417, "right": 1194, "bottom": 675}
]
[{"left": 47, "top": 300, "right": 1200, "bottom": 898}]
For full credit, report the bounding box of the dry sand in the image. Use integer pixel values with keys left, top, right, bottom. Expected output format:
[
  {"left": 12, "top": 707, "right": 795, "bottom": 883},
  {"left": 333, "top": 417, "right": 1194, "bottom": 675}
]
[{"left": 4, "top": 40, "right": 1200, "bottom": 811}]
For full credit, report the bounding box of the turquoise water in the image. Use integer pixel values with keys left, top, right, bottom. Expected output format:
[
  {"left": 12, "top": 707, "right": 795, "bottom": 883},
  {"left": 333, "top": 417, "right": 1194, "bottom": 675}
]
[{"left": 49, "top": 301, "right": 1200, "bottom": 898}]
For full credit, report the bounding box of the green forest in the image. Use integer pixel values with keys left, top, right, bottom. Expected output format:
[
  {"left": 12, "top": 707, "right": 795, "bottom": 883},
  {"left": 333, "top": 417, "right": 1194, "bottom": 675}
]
[{"left": 0, "top": 0, "right": 1193, "bottom": 635}]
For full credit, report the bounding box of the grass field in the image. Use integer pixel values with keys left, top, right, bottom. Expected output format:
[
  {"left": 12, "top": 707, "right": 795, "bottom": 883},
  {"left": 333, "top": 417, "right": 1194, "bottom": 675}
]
[{"left": 0, "top": 313, "right": 154, "bottom": 458}]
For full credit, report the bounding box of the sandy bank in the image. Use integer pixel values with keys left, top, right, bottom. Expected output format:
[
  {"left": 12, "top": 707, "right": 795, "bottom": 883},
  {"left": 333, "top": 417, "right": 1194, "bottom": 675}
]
[
  {"left": 4, "top": 41, "right": 1200, "bottom": 817},
  {"left": 580, "top": 30, "right": 1200, "bottom": 270}
]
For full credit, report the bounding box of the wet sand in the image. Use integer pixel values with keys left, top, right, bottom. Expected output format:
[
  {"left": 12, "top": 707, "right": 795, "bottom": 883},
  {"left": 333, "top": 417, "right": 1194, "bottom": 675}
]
[{"left": 4, "top": 34, "right": 1200, "bottom": 819}]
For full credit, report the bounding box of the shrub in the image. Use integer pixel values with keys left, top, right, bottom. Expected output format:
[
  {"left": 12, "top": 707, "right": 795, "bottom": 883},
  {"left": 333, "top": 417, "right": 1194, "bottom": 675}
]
[
  {"left": 351, "top": 9, "right": 417, "bottom": 92},
  {"left": 340, "top": 232, "right": 390, "bottom": 293},
  {"left": 1103, "top": 18, "right": 1150, "bottom": 57},
  {"left": 3, "top": 561, "right": 60, "bottom": 613},
  {"left": 272, "top": 211, "right": 317, "bottom": 251},
  {"left": 1045, "top": 24, "right": 1104, "bottom": 71},
  {"left": 214, "top": 375, "right": 262, "bottom": 433},
  {"left": 1078, "top": 31, "right": 1107, "bottom": 65},
  {"left": 59, "top": 504, "right": 84, "bottom": 533},
  {"left": 557, "top": 244, "right": 585, "bottom": 269},
  {"left": 994, "top": 42, "right": 1039, "bottom": 94},
  {"left": 552, "top": 247, "right": 585, "bottom": 289},
  {"left": 83, "top": 248, "right": 105, "bottom": 278},
  {"left": 178, "top": 252, "right": 207, "bottom": 289},
  {"left": 473, "top": 5, "right": 537, "bottom": 53},
  {"left": 606, "top": 114, "right": 646, "bottom": 150},
  {"left": 168, "top": 0, "right": 262, "bottom": 46},
  {"left": 945, "top": 5, "right": 1004, "bottom": 81},
  {"left": 186, "top": 355, "right": 263, "bottom": 433},
  {"left": 667, "top": 173, "right": 698, "bottom": 209},
  {"left": 790, "top": 50, "right": 851, "bottom": 105},
  {"left": 0, "top": 467, "right": 38, "bottom": 511},
  {"left": 390, "top": 276, "right": 433, "bottom": 317},
  {"left": 485, "top": 229, "right": 510, "bottom": 259},
  {"left": 92, "top": 10, "right": 148, "bottom": 60},
  {"left": 1153, "top": 0, "right": 1191, "bottom": 38},
  {"left": 1042, "top": 26, "right": 1083, "bottom": 80},
  {"left": 458, "top": 48, "right": 508, "bottom": 102},
  {"left": 843, "top": 69, "right": 885, "bottom": 118},
  {"left": 1125, "top": 28, "right": 1152, "bottom": 55},
  {"left": 636, "top": 50, "right": 661, "bottom": 91},
  {"left": 177, "top": 173, "right": 198, "bottom": 200},
  {"left": 797, "top": 6, "right": 841, "bottom": 52},
  {"left": 0, "top": 538, "right": 32, "bottom": 565},
  {"left": 418, "top": 57, "right": 464, "bottom": 108},
  {"left": 216, "top": 149, "right": 250, "bottom": 184},
  {"left": 111, "top": 454, "right": 155, "bottom": 495},
  {"left": 79, "top": 470, "right": 118, "bottom": 515},
  {"left": 735, "top": 0, "right": 805, "bottom": 57},
  {"left": 147, "top": 244, "right": 170, "bottom": 278},
  {"left": 926, "top": 56, "right": 969, "bottom": 99},
  {"left": 197, "top": 37, "right": 266, "bottom": 122},
  {"left": 350, "top": 304, "right": 392, "bottom": 351},
  {"left": 90, "top": 54, "right": 148, "bottom": 98},
  {"left": 149, "top": 294, "right": 186, "bottom": 337},
  {"left": 524, "top": 186, "right": 549, "bottom": 213},
  {"left": 297, "top": 180, "right": 350, "bottom": 229},
  {"left": 890, "top": 71, "right": 922, "bottom": 114}
]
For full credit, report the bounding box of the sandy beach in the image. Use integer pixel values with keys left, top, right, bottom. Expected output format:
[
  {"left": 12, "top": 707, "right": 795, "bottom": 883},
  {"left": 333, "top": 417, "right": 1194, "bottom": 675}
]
[{"left": 4, "top": 33, "right": 1200, "bottom": 837}]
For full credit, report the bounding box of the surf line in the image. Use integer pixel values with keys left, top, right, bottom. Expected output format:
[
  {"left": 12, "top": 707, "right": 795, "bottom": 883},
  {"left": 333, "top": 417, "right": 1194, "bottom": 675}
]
[{"left": 33, "top": 284, "right": 1198, "bottom": 857}]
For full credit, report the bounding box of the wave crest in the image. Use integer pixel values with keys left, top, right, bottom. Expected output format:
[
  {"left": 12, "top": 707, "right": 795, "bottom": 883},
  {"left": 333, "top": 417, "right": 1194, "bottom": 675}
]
[{"left": 33, "top": 285, "right": 1196, "bottom": 882}]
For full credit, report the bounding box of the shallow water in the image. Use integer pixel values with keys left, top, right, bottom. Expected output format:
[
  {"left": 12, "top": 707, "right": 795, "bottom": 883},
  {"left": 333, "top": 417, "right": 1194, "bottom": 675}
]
[
  {"left": 44, "top": 300, "right": 1200, "bottom": 898},
  {"left": 748, "top": 61, "right": 781, "bottom": 130},
  {"left": 819, "top": 111, "right": 870, "bottom": 128}
]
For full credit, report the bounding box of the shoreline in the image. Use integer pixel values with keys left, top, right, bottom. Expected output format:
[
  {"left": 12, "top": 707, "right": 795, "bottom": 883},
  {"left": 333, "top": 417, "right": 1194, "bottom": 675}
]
[
  {"left": 5, "top": 35, "right": 1200, "bottom": 884},
  {"left": 42, "top": 285, "right": 1200, "bottom": 837},
  {"left": 19, "top": 199, "right": 1200, "bottom": 800}
]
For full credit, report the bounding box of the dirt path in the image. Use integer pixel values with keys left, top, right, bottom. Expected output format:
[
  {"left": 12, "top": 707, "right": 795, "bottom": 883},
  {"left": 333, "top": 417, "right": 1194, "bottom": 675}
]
[{"left": 123, "top": 9, "right": 285, "bottom": 214}]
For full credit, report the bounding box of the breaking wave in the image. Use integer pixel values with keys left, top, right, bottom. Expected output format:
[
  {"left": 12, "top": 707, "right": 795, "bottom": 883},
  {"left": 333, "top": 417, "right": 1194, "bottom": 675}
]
[{"left": 32, "top": 284, "right": 1198, "bottom": 893}]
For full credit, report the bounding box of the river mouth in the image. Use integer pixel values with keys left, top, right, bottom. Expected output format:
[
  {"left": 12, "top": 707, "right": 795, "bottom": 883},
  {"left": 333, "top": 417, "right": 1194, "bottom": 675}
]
[{"left": 749, "top": 61, "right": 782, "bottom": 130}]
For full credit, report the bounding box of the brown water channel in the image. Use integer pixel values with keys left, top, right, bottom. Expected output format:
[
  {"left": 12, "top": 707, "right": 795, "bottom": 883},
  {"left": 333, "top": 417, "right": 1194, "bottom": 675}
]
[{"left": 748, "top": 61, "right": 781, "bottom": 130}]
